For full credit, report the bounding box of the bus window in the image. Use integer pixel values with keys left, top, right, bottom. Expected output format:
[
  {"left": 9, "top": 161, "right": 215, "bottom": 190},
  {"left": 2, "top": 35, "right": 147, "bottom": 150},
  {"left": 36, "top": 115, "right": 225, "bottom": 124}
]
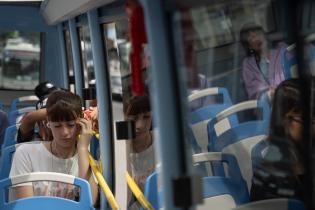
[
  {"left": 0, "top": 31, "right": 40, "bottom": 90},
  {"left": 102, "top": 14, "right": 156, "bottom": 208},
  {"left": 171, "top": 0, "right": 311, "bottom": 206},
  {"left": 79, "top": 25, "right": 95, "bottom": 89},
  {"left": 102, "top": 19, "right": 129, "bottom": 208},
  {"left": 103, "top": 22, "right": 123, "bottom": 101},
  {"left": 103, "top": 19, "right": 132, "bottom": 104},
  {"left": 64, "top": 29, "right": 75, "bottom": 92}
]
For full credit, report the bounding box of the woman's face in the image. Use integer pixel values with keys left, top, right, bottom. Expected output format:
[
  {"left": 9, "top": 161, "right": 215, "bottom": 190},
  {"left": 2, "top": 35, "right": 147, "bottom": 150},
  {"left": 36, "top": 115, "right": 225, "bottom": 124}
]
[
  {"left": 127, "top": 112, "right": 152, "bottom": 137},
  {"left": 287, "top": 114, "right": 303, "bottom": 143},
  {"left": 247, "top": 30, "right": 266, "bottom": 52},
  {"left": 48, "top": 120, "right": 80, "bottom": 148}
]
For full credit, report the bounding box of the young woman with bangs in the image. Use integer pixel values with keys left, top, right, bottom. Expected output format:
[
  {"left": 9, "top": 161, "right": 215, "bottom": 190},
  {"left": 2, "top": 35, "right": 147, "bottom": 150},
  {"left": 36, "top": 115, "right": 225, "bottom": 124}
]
[
  {"left": 250, "top": 78, "right": 311, "bottom": 203},
  {"left": 10, "top": 90, "right": 98, "bottom": 205}
]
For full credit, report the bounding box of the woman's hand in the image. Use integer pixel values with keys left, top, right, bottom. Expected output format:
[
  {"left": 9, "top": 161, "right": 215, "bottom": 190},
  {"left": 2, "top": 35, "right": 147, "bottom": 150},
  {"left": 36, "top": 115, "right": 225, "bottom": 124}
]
[{"left": 76, "top": 118, "right": 93, "bottom": 150}]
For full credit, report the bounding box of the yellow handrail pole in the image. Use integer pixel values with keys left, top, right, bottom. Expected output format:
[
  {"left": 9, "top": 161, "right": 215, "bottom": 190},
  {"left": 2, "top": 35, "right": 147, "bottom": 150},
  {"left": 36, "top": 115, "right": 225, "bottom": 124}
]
[
  {"left": 126, "top": 171, "right": 154, "bottom": 210},
  {"left": 88, "top": 154, "right": 119, "bottom": 210}
]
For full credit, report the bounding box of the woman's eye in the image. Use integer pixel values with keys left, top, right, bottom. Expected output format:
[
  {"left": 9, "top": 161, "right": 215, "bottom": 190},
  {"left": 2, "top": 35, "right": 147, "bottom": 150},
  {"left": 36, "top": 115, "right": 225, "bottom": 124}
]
[{"left": 127, "top": 116, "right": 136, "bottom": 121}]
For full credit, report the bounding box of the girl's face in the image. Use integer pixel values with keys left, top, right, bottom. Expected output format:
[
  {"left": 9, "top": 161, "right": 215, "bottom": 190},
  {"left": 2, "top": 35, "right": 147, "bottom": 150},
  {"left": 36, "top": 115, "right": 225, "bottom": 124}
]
[
  {"left": 247, "top": 30, "right": 266, "bottom": 52},
  {"left": 48, "top": 120, "right": 80, "bottom": 148},
  {"left": 286, "top": 114, "right": 303, "bottom": 143},
  {"left": 127, "top": 112, "right": 152, "bottom": 137}
]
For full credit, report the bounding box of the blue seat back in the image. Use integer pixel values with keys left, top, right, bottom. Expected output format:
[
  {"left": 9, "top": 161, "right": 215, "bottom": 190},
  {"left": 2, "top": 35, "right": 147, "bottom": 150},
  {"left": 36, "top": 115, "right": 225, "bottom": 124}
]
[
  {"left": 208, "top": 99, "right": 270, "bottom": 151},
  {"left": 190, "top": 87, "right": 233, "bottom": 124},
  {"left": 231, "top": 198, "right": 305, "bottom": 210},
  {"left": 0, "top": 111, "right": 9, "bottom": 151},
  {"left": 8, "top": 106, "right": 35, "bottom": 125},
  {"left": 207, "top": 99, "right": 270, "bottom": 190},
  {"left": 0, "top": 172, "right": 95, "bottom": 210},
  {"left": 146, "top": 153, "right": 250, "bottom": 209},
  {"left": 189, "top": 87, "right": 237, "bottom": 153},
  {"left": 9, "top": 95, "right": 38, "bottom": 113},
  {"left": 2, "top": 125, "right": 18, "bottom": 151},
  {"left": 281, "top": 44, "right": 315, "bottom": 80},
  {"left": 250, "top": 139, "right": 268, "bottom": 168},
  {"left": 0, "top": 144, "right": 16, "bottom": 180},
  {"left": 281, "top": 48, "right": 298, "bottom": 80},
  {"left": 281, "top": 47, "right": 298, "bottom": 80},
  {"left": 143, "top": 172, "right": 161, "bottom": 210},
  {"left": 187, "top": 126, "right": 202, "bottom": 154}
]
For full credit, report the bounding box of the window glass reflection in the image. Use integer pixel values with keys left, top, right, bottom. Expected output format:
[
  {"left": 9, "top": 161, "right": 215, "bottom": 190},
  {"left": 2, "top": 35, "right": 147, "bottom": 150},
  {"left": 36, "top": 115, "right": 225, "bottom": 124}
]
[{"left": 0, "top": 31, "right": 40, "bottom": 90}]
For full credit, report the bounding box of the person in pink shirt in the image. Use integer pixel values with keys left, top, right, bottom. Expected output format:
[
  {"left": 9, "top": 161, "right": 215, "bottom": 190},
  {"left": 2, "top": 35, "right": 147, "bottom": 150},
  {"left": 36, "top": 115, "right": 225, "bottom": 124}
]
[{"left": 240, "top": 23, "right": 287, "bottom": 100}]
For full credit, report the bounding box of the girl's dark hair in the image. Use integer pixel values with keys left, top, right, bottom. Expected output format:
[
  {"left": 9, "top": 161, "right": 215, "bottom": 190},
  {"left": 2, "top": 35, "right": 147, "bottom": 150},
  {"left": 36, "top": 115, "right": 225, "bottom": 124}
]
[
  {"left": 269, "top": 79, "right": 303, "bottom": 139},
  {"left": 124, "top": 95, "right": 151, "bottom": 116},
  {"left": 46, "top": 90, "right": 83, "bottom": 122},
  {"left": 35, "top": 81, "right": 58, "bottom": 101},
  {"left": 240, "top": 23, "right": 266, "bottom": 56}
]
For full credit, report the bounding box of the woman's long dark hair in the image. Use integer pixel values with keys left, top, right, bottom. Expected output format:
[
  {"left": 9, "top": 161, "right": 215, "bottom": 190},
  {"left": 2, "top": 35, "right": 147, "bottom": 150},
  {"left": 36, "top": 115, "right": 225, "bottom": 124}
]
[
  {"left": 124, "top": 95, "right": 151, "bottom": 116},
  {"left": 269, "top": 79, "right": 303, "bottom": 141}
]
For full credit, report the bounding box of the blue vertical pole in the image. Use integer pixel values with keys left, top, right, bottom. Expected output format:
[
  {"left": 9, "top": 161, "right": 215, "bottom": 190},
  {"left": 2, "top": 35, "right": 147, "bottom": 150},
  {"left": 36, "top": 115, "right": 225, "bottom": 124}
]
[
  {"left": 87, "top": 9, "right": 113, "bottom": 210},
  {"left": 57, "top": 23, "right": 69, "bottom": 89},
  {"left": 68, "top": 18, "right": 83, "bottom": 97},
  {"left": 140, "top": 0, "right": 192, "bottom": 209}
]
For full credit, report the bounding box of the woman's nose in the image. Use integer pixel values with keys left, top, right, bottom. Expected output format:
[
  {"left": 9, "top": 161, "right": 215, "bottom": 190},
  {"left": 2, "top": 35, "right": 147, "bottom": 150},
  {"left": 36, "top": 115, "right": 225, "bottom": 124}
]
[
  {"left": 135, "top": 119, "right": 145, "bottom": 130},
  {"left": 61, "top": 126, "right": 71, "bottom": 135}
]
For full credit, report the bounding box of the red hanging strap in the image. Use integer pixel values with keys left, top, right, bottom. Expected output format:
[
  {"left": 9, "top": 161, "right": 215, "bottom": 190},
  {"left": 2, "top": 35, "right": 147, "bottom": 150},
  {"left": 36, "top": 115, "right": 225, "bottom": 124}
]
[{"left": 125, "top": 0, "right": 147, "bottom": 96}]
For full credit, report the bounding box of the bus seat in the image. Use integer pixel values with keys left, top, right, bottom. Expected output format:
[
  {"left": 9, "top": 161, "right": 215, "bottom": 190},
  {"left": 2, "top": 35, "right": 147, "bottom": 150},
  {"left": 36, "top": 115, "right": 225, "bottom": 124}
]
[
  {"left": 8, "top": 106, "right": 35, "bottom": 125},
  {"left": 0, "top": 172, "right": 95, "bottom": 210},
  {"left": 188, "top": 126, "right": 211, "bottom": 176},
  {"left": 143, "top": 172, "right": 161, "bottom": 210},
  {"left": 281, "top": 46, "right": 298, "bottom": 79},
  {"left": 250, "top": 139, "right": 268, "bottom": 168},
  {"left": 207, "top": 99, "right": 270, "bottom": 149},
  {"left": 187, "top": 126, "right": 202, "bottom": 154},
  {"left": 9, "top": 95, "right": 38, "bottom": 113},
  {"left": 281, "top": 44, "right": 315, "bottom": 79},
  {"left": 145, "top": 153, "right": 249, "bottom": 210},
  {"left": 1, "top": 125, "right": 18, "bottom": 153},
  {"left": 207, "top": 99, "right": 270, "bottom": 190},
  {"left": 218, "top": 135, "right": 267, "bottom": 191},
  {"left": 0, "top": 144, "right": 17, "bottom": 180},
  {"left": 194, "top": 153, "right": 250, "bottom": 210},
  {"left": 230, "top": 198, "right": 305, "bottom": 210},
  {"left": 189, "top": 87, "right": 237, "bottom": 153},
  {"left": 192, "top": 152, "right": 249, "bottom": 203}
]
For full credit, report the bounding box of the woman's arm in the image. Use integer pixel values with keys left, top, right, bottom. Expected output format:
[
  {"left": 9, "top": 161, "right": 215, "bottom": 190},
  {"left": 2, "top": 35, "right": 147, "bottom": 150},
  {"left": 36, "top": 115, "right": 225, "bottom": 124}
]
[
  {"left": 18, "top": 108, "right": 47, "bottom": 141},
  {"left": 76, "top": 118, "right": 99, "bottom": 205},
  {"left": 242, "top": 58, "right": 269, "bottom": 99}
]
